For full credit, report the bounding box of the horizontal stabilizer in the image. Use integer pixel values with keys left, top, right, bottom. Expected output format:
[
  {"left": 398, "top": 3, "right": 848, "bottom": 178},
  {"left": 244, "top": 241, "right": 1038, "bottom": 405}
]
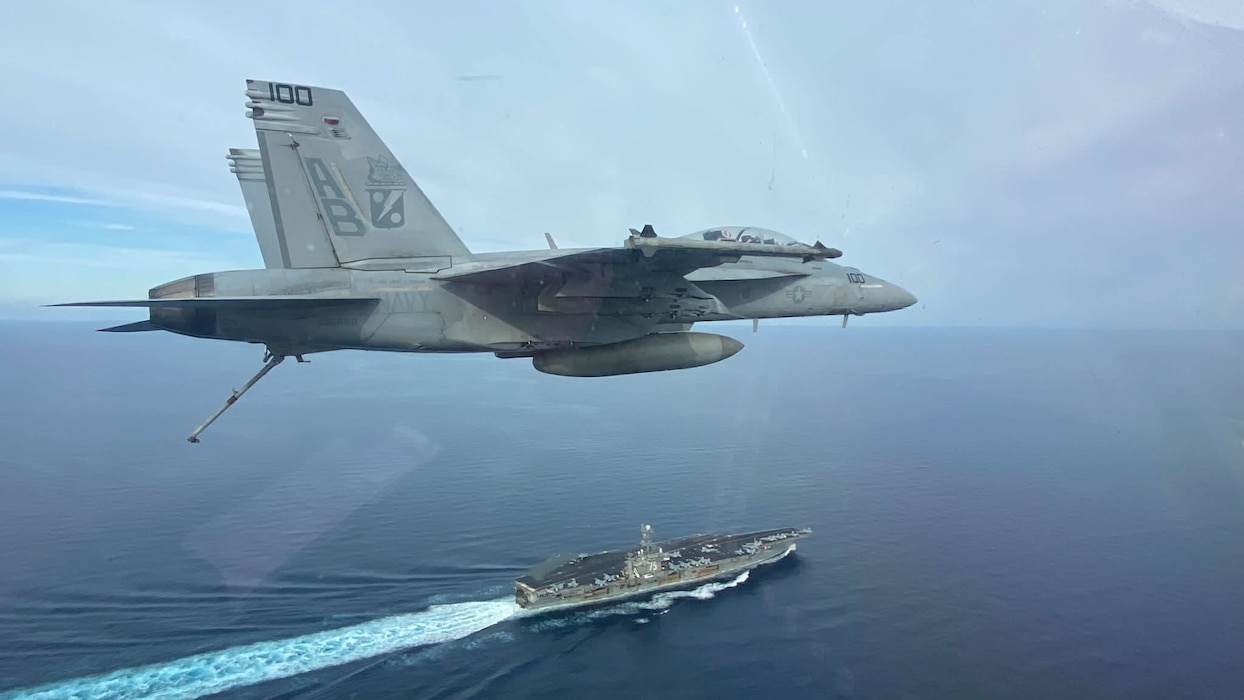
[
  {"left": 98, "top": 320, "right": 160, "bottom": 332},
  {"left": 50, "top": 296, "right": 379, "bottom": 309}
]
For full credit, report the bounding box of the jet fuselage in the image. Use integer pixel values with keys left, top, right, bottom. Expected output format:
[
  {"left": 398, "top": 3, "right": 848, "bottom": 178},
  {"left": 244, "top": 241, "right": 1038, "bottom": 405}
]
[{"left": 147, "top": 255, "right": 914, "bottom": 357}]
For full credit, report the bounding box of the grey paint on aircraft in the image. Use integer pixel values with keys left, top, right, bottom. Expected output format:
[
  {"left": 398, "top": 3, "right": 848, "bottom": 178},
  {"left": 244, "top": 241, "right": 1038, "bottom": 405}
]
[{"left": 56, "top": 79, "right": 917, "bottom": 441}]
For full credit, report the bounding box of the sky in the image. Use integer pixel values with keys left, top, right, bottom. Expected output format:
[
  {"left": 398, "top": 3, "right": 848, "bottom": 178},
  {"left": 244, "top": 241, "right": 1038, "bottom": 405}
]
[{"left": 0, "top": 0, "right": 1241, "bottom": 327}]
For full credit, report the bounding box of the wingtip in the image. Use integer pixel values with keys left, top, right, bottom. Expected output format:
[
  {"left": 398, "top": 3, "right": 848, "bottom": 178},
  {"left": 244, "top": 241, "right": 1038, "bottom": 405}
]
[
  {"left": 45, "top": 301, "right": 121, "bottom": 308},
  {"left": 98, "top": 320, "right": 159, "bottom": 333}
]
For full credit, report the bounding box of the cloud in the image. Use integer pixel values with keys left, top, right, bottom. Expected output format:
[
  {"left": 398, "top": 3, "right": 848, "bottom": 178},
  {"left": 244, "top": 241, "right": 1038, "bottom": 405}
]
[
  {"left": 0, "top": 190, "right": 114, "bottom": 207},
  {"left": 0, "top": 0, "right": 1240, "bottom": 327},
  {"left": 0, "top": 237, "right": 248, "bottom": 311},
  {"left": 0, "top": 240, "right": 218, "bottom": 269},
  {"left": 66, "top": 220, "right": 138, "bottom": 232},
  {"left": 1144, "top": 0, "right": 1244, "bottom": 30},
  {"left": 2, "top": 237, "right": 233, "bottom": 266},
  {"left": 0, "top": 185, "right": 248, "bottom": 225}
]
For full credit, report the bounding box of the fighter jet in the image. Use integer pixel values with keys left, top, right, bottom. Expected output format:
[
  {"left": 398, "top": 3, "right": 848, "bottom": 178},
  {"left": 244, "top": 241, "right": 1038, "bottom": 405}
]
[{"left": 55, "top": 79, "right": 916, "bottom": 442}]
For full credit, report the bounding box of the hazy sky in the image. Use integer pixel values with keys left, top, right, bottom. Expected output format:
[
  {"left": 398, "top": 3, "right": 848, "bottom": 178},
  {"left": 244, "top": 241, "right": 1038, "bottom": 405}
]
[{"left": 0, "top": 0, "right": 1240, "bottom": 327}]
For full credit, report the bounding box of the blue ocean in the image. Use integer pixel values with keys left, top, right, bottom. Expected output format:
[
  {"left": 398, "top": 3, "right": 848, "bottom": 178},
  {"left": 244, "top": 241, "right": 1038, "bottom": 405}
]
[{"left": 1, "top": 321, "right": 1242, "bottom": 699}]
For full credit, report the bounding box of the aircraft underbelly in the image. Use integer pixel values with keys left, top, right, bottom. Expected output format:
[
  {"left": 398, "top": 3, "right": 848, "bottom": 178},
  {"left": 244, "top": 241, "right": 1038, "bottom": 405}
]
[
  {"left": 441, "top": 309, "right": 650, "bottom": 351},
  {"left": 146, "top": 268, "right": 847, "bottom": 353},
  {"left": 198, "top": 309, "right": 471, "bottom": 353},
  {"left": 203, "top": 309, "right": 376, "bottom": 349},
  {"left": 364, "top": 311, "right": 463, "bottom": 351}
]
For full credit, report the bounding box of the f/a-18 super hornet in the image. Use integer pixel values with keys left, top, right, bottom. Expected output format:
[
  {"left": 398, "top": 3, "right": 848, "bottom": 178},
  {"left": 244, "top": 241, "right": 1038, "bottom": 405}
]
[{"left": 55, "top": 79, "right": 916, "bottom": 442}]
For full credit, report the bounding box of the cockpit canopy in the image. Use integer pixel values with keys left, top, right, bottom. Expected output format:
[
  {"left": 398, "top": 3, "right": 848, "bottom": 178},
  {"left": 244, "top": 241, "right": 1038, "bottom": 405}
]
[{"left": 684, "top": 226, "right": 810, "bottom": 247}]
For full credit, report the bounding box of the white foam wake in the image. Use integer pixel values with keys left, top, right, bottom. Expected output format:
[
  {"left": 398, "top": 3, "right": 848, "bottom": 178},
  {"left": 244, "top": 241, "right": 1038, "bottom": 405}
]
[
  {"left": 3, "top": 599, "right": 519, "bottom": 700},
  {"left": 640, "top": 569, "right": 750, "bottom": 609},
  {"left": 520, "top": 568, "right": 757, "bottom": 632},
  {"left": 5, "top": 552, "right": 787, "bottom": 699},
  {"left": 613, "top": 546, "right": 793, "bottom": 616}
]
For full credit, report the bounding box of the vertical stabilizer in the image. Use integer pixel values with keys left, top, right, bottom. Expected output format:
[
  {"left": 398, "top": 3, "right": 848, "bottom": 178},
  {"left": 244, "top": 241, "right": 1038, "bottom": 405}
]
[
  {"left": 244, "top": 79, "right": 471, "bottom": 266},
  {"left": 227, "top": 148, "right": 286, "bottom": 269}
]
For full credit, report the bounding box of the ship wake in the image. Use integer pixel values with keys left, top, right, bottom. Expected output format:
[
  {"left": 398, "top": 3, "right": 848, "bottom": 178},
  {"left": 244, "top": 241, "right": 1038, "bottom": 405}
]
[
  {"left": 1, "top": 599, "right": 520, "bottom": 700},
  {"left": 3, "top": 553, "right": 785, "bottom": 699},
  {"left": 520, "top": 566, "right": 759, "bottom": 632}
]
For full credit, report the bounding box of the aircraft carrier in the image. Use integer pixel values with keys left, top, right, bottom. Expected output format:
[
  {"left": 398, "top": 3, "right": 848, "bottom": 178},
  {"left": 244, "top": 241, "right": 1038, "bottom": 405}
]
[{"left": 515, "top": 524, "right": 810, "bottom": 612}]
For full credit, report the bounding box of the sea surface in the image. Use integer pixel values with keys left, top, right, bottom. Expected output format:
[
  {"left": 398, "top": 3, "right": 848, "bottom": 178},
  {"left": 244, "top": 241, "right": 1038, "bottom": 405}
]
[{"left": 0, "top": 322, "right": 1242, "bottom": 699}]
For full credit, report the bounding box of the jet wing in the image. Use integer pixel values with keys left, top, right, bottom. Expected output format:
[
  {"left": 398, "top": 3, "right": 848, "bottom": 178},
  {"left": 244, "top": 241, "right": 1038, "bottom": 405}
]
[
  {"left": 684, "top": 267, "right": 811, "bottom": 282},
  {"left": 50, "top": 296, "right": 379, "bottom": 309},
  {"left": 430, "top": 250, "right": 621, "bottom": 285},
  {"left": 98, "top": 320, "right": 161, "bottom": 332},
  {"left": 432, "top": 236, "right": 838, "bottom": 286}
]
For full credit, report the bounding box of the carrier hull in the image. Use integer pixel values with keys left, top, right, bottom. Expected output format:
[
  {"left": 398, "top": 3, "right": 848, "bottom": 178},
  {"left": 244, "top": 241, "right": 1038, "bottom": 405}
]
[{"left": 515, "top": 526, "right": 809, "bottom": 612}]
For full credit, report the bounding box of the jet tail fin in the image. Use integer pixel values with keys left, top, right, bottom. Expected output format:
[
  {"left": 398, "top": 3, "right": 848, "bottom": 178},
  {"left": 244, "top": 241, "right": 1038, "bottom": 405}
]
[
  {"left": 245, "top": 79, "right": 471, "bottom": 266},
  {"left": 227, "top": 148, "right": 288, "bottom": 269}
]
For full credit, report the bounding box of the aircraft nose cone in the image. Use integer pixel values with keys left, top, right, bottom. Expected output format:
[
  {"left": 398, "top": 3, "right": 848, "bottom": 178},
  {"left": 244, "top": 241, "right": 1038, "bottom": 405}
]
[
  {"left": 864, "top": 278, "right": 917, "bottom": 312},
  {"left": 892, "top": 285, "right": 917, "bottom": 310}
]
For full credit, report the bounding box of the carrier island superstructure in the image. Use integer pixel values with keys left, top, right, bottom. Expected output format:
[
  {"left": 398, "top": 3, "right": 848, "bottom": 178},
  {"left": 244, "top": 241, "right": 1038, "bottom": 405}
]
[{"left": 515, "top": 524, "right": 810, "bottom": 612}]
